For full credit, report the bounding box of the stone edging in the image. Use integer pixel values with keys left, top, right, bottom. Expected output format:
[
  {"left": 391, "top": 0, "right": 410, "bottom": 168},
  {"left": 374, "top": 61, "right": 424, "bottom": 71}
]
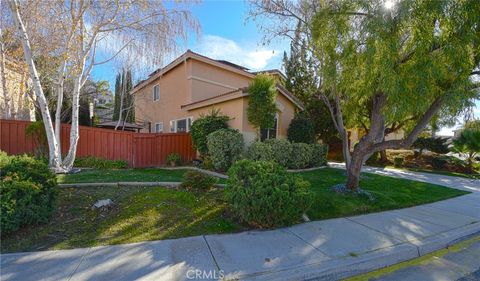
[{"left": 59, "top": 182, "right": 226, "bottom": 188}]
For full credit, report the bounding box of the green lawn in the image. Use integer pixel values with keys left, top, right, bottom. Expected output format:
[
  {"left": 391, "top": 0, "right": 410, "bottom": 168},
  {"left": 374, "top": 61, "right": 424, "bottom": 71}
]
[
  {"left": 300, "top": 168, "right": 469, "bottom": 220},
  {"left": 57, "top": 168, "right": 227, "bottom": 184},
  {"left": 384, "top": 166, "right": 480, "bottom": 179},
  {"left": 1, "top": 186, "right": 242, "bottom": 253},
  {"left": 2, "top": 168, "right": 468, "bottom": 253}
]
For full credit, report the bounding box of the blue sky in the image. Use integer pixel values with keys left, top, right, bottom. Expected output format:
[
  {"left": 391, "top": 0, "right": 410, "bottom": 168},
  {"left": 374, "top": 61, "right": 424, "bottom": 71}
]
[{"left": 91, "top": 0, "right": 478, "bottom": 135}]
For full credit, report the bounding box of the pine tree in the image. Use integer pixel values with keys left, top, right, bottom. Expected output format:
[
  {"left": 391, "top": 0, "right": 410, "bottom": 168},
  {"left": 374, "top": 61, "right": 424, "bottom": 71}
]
[
  {"left": 113, "top": 73, "right": 121, "bottom": 121},
  {"left": 283, "top": 22, "right": 338, "bottom": 143}
]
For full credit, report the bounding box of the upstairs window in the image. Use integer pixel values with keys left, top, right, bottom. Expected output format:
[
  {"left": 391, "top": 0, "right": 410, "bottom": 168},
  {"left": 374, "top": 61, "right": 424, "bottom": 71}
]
[
  {"left": 260, "top": 115, "right": 278, "bottom": 141},
  {"left": 153, "top": 85, "right": 160, "bottom": 101}
]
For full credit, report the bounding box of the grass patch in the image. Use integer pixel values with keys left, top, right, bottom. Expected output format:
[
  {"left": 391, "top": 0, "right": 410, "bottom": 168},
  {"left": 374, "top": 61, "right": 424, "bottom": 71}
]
[
  {"left": 4, "top": 168, "right": 468, "bottom": 253},
  {"left": 384, "top": 166, "right": 480, "bottom": 179},
  {"left": 1, "top": 186, "right": 241, "bottom": 253},
  {"left": 57, "top": 168, "right": 226, "bottom": 184},
  {"left": 298, "top": 168, "right": 469, "bottom": 220}
]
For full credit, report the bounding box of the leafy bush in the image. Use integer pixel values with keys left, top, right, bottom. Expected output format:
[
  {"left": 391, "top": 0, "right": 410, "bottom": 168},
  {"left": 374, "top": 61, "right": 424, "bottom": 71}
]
[
  {"left": 181, "top": 170, "right": 218, "bottom": 190},
  {"left": 265, "top": 139, "right": 292, "bottom": 167},
  {"left": 431, "top": 155, "right": 449, "bottom": 169},
  {"left": 309, "top": 143, "right": 328, "bottom": 167},
  {"left": 287, "top": 114, "right": 316, "bottom": 144},
  {"left": 190, "top": 109, "right": 230, "bottom": 156},
  {"left": 393, "top": 156, "right": 404, "bottom": 167},
  {"left": 246, "top": 141, "right": 274, "bottom": 161},
  {"left": 413, "top": 137, "right": 449, "bottom": 157},
  {"left": 453, "top": 129, "right": 480, "bottom": 167},
  {"left": 166, "top": 153, "right": 181, "bottom": 166},
  {"left": 289, "top": 143, "right": 313, "bottom": 169},
  {"left": 225, "top": 160, "right": 312, "bottom": 228},
  {"left": 25, "top": 121, "right": 48, "bottom": 158},
  {"left": 0, "top": 150, "right": 10, "bottom": 168},
  {"left": 1, "top": 154, "right": 58, "bottom": 234},
  {"left": 207, "top": 129, "right": 244, "bottom": 171},
  {"left": 74, "top": 156, "right": 128, "bottom": 169}
]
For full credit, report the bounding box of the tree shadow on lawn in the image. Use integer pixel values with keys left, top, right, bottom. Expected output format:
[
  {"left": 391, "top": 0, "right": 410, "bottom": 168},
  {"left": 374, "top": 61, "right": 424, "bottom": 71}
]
[{"left": 1, "top": 186, "right": 242, "bottom": 253}]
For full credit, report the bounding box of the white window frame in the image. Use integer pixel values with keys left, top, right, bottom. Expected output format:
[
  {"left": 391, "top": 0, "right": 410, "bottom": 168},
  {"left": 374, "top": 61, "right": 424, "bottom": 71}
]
[
  {"left": 153, "top": 84, "right": 160, "bottom": 101},
  {"left": 154, "top": 122, "right": 164, "bottom": 133},
  {"left": 170, "top": 116, "right": 193, "bottom": 133}
]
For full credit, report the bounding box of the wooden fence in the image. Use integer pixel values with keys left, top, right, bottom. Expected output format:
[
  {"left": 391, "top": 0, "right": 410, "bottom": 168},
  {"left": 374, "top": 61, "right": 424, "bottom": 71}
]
[{"left": 0, "top": 119, "right": 196, "bottom": 167}]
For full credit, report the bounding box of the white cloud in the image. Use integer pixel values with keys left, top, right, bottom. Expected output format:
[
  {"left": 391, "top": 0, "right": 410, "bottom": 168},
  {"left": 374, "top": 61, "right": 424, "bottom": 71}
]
[{"left": 193, "top": 35, "right": 279, "bottom": 70}]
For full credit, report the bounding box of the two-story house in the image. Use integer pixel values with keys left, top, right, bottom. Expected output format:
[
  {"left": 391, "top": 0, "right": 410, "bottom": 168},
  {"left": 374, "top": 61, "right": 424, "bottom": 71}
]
[{"left": 133, "top": 50, "right": 303, "bottom": 145}]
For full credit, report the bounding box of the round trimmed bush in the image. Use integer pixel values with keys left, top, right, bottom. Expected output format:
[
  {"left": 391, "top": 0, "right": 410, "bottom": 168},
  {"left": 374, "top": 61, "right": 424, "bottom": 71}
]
[
  {"left": 265, "top": 139, "right": 292, "bottom": 167},
  {"left": 289, "top": 143, "right": 313, "bottom": 169},
  {"left": 287, "top": 114, "right": 316, "bottom": 144},
  {"left": 246, "top": 141, "right": 274, "bottom": 161},
  {"left": 1, "top": 154, "right": 58, "bottom": 235},
  {"left": 225, "top": 160, "right": 312, "bottom": 228},
  {"left": 207, "top": 129, "right": 244, "bottom": 171},
  {"left": 309, "top": 143, "right": 328, "bottom": 167},
  {"left": 181, "top": 170, "right": 218, "bottom": 190}
]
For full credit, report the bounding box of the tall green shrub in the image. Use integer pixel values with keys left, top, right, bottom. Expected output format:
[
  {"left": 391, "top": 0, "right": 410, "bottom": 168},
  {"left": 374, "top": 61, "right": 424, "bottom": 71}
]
[
  {"left": 287, "top": 114, "right": 316, "bottom": 144},
  {"left": 247, "top": 74, "right": 277, "bottom": 130},
  {"left": 206, "top": 129, "right": 244, "bottom": 171},
  {"left": 225, "top": 160, "right": 312, "bottom": 228},
  {"left": 190, "top": 109, "right": 230, "bottom": 156}
]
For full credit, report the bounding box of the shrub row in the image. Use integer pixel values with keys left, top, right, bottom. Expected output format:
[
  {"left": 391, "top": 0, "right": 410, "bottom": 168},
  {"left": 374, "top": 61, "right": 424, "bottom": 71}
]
[
  {"left": 246, "top": 140, "right": 328, "bottom": 169},
  {"left": 74, "top": 156, "right": 128, "bottom": 169},
  {"left": 0, "top": 152, "right": 58, "bottom": 235}
]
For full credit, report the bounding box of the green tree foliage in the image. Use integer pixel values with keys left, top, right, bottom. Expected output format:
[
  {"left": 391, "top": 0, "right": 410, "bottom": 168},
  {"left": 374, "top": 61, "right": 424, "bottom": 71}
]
[
  {"left": 247, "top": 74, "right": 277, "bottom": 130},
  {"left": 287, "top": 113, "right": 316, "bottom": 144},
  {"left": 190, "top": 109, "right": 230, "bottom": 156},
  {"left": 464, "top": 120, "right": 480, "bottom": 131},
  {"left": 283, "top": 23, "right": 338, "bottom": 143},
  {"left": 453, "top": 129, "right": 480, "bottom": 167}
]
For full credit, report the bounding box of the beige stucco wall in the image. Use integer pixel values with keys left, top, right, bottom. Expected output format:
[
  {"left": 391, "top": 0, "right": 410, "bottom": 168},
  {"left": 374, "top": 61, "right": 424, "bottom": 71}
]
[
  {"left": 189, "top": 60, "right": 252, "bottom": 102},
  {"left": 135, "top": 60, "right": 191, "bottom": 132},
  {"left": 134, "top": 56, "right": 298, "bottom": 137}
]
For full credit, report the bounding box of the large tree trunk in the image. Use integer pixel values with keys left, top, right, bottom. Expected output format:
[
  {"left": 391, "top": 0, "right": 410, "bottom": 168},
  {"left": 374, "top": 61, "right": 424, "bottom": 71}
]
[
  {"left": 62, "top": 77, "right": 81, "bottom": 170},
  {"left": 9, "top": 0, "right": 65, "bottom": 172},
  {"left": 0, "top": 26, "right": 10, "bottom": 119}
]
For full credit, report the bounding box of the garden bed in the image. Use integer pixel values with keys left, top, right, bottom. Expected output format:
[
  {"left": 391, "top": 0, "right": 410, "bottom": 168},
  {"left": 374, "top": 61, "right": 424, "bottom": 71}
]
[{"left": 2, "top": 168, "right": 468, "bottom": 253}]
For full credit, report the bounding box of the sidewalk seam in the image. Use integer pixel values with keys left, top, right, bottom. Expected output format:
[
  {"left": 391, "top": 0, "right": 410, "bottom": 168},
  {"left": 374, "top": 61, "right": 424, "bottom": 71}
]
[
  {"left": 67, "top": 247, "right": 92, "bottom": 281},
  {"left": 202, "top": 236, "right": 221, "bottom": 271},
  {"left": 281, "top": 228, "right": 332, "bottom": 258}
]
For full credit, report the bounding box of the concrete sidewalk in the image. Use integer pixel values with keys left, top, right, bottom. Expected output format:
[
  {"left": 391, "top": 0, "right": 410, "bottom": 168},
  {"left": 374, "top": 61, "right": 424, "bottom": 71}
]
[
  {"left": 1, "top": 170, "right": 479, "bottom": 281},
  {"left": 328, "top": 162, "right": 480, "bottom": 193}
]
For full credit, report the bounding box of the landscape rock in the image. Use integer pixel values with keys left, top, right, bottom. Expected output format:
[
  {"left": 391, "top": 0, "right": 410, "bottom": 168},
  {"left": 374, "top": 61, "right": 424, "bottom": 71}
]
[{"left": 92, "top": 199, "right": 114, "bottom": 210}]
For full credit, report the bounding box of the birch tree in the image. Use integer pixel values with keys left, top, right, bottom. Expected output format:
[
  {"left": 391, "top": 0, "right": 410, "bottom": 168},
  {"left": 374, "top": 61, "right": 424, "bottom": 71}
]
[
  {"left": 250, "top": 0, "right": 480, "bottom": 191},
  {"left": 6, "top": 0, "right": 198, "bottom": 172}
]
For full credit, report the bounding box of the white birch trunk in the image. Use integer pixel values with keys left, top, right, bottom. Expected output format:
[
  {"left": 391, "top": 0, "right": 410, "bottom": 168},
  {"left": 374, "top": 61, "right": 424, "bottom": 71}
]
[
  {"left": 9, "top": 0, "right": 64, "bottom": 171},
  {"left": 0, "top": 23, "right": 11, "bottom": 119}
]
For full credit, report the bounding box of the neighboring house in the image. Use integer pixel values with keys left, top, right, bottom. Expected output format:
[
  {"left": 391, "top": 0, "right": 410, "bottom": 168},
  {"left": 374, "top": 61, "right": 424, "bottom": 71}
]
[
  {"left": 133, "top": 50, "right": 303, "bottom": 145},
  {"left": 348, "top": 128, "right": 405, "bottom": 149},
  {"left": 0, "top": 56, "right": 35, "bottom": 121}
]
